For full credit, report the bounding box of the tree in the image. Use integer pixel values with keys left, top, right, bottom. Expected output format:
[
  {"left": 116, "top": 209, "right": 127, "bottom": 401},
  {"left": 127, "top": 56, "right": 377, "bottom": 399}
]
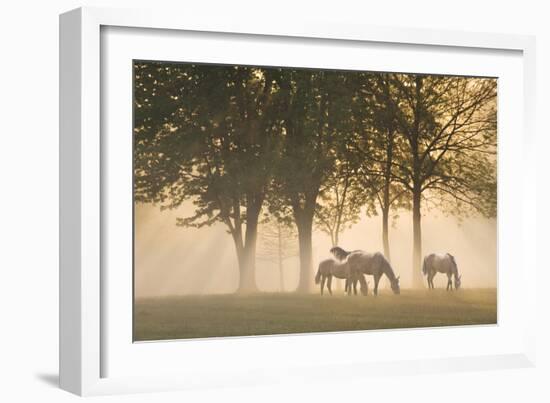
[
  {"left": 350, "top": 73, "right": 409, "bottom": 261},
  {"left": 315, "top": 159, "right": 363, "bottom": 247},
  {"left": 269, "top": 70, "right": 355, "bottom": 292},
  {"left": 133, "top": 62, "right": 279, "bottom": 293},
  {"left": 382, "top": 74, "right": 497, "bottom": 286},
  {"left": 257, "top": 221, "right": 299, "bottom": 291}
]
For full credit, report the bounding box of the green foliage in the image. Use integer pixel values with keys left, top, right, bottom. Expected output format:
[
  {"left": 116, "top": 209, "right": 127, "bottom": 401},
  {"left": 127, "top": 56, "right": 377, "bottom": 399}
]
[
  {"left": 382, "top": 74, "right": 498, "bottom": 217},
  {"left": 134, "top": 62, "right": 279, "bottom": 233},
  {"left": 134, "top": 64, "right": 496, "bottom": 226}
]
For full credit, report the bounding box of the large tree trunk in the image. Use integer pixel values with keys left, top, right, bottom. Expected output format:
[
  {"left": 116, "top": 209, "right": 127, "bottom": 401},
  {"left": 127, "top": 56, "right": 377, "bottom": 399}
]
[
  {"left": 296, "top": 214, "right": 314, "bottom": 293},
  {"left": 234, "top": 227, "right": 259, "bottom": 293},
  {"left": 382, "top": 206, "right": 391, "bottom": 262},
  {"left": 382, "top": 128, "right": 394, "bottom": 262},
  {"left": 235, "top": 197, "right": 262, "bottom": 293},
  {"left": 410, "top": 80, "right": 424, "bottom": 289},
  {"left": 411, "top": 187, "right": 424, "bottom": 288},
  {"left": 236, "top": 243, "right": 258, "bottom": 293}
]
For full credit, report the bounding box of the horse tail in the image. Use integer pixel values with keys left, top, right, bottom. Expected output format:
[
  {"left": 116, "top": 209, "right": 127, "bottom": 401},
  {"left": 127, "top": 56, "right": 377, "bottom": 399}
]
[
  {"left": 315, "top": 264, "right": 322, "bottom": 285},
  {"left": 422, "top": 256, "right": 428, "bottom": 276}
]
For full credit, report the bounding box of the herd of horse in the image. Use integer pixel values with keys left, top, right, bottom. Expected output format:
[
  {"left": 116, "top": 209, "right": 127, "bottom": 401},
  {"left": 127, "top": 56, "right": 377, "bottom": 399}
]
[{"left": 315, "top": 247, "right": 462, "bottom": 296}]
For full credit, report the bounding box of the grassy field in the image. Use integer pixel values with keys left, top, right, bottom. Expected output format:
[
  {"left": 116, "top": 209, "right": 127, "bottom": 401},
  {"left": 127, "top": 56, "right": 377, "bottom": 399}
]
[{"left": 134, "top": 288, "right": 497, "bottom": 341}]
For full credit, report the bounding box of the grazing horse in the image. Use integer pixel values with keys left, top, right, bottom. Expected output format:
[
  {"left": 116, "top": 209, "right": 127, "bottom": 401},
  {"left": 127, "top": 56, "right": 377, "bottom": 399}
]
[
  {"left": 422, "top": 253, "right": 462, "bottom": 290},
  {"left": 315, "top": 259, "right": 368, "bottom": 296},
  {"left": 331, "top": 247, "right": 400, "bottom": 296}
]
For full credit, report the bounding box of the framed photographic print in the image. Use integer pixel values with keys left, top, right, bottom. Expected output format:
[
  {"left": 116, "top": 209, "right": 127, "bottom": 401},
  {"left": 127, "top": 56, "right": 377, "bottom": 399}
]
[{"left": 60, "top": 6, "right": 537, "bottom": 396}]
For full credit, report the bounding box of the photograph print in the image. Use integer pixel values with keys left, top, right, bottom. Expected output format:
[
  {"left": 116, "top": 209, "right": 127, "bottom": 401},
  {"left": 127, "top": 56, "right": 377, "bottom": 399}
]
[{"left": 133, "top": 61, "right": 497, "bottom": 341}]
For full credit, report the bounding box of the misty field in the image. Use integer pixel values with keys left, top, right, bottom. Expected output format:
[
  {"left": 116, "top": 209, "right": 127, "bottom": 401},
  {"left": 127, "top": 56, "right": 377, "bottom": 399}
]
[{"left": 134, "top": 288, "right": 496, "bottom": 341}]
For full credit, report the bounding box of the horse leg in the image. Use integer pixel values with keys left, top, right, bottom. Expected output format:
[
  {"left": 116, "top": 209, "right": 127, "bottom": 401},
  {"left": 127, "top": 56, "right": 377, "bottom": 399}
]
[
  {"left": 327, "top": 276, "right": 333, "bottom": 296},
  {"left": 374, "top": 274, "right": 381, "bottom": 296},
  {"left": 346, "top": 275, "right": 353, "bottom": 296},
  {"left": 353, "top": 278, "right": 358, "bottom": 296},
  {"left": 320, "top": 276, "right": 326, "bottom": 295},
  {"left": 446, "top": 275, "right": 452, "bottom": 291},
  {"left": 428, "top": 273, "right": 434, "bottom": 289},
  {"left": 358, "top": 274, "right": 368, "bottom": 296}
]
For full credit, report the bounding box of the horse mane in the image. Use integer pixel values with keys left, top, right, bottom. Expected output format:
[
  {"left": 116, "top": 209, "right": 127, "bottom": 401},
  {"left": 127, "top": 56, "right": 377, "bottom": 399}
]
[
  {"left": 330, "top": 246, "right": 362, "bottom": 261},
  {"left": 447, "top": 253, "right": 458, "bottom": 274},
  {"left": 375, "top": 252, "right": 397, "bottom": 282}
]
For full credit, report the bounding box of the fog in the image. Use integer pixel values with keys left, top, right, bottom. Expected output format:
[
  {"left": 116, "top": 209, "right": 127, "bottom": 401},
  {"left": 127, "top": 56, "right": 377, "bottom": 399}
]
[{"left": 134, "top": 201, "right": 496, "bottom": 298}]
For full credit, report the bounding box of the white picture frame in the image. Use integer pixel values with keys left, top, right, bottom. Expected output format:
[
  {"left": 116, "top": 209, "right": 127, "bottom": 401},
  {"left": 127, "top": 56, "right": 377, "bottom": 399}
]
[{"left": 59, "top": 6, "right": 537, "bottom": 396}]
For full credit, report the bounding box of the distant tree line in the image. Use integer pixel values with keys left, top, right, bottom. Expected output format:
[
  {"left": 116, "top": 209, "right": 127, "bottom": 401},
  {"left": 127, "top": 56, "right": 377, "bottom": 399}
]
[{"left": 134, "top": 61, "right": 497, "bottom": 292}]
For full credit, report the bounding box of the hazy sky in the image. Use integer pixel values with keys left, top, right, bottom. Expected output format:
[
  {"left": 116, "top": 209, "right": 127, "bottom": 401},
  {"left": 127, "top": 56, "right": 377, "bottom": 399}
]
[{"left": 134, "top": 202, "right": 496, "bottom": 298}]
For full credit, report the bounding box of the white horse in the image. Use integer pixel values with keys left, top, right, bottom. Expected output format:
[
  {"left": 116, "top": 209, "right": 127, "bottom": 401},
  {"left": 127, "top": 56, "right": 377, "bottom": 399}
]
[
  {"left": 330, "top": 247, "right": 400, "bottom": 296},
  {"left": 422, "top": 253, "right": 462, "bottom": 290},
  {"left": 315, "top": 259, "right": 368, "bottom": 296}
]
